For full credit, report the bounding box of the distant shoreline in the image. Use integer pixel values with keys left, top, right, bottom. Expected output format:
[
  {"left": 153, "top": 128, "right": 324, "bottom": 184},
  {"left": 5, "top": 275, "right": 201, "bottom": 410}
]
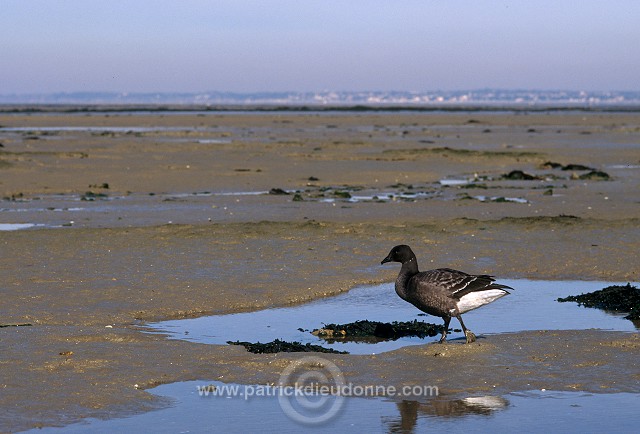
[
  {"left": 2, "top": 103, "right": 640, "bottom": 114},
  {"left": 2, "top": 90, "right": 639, "bottom": 112}
]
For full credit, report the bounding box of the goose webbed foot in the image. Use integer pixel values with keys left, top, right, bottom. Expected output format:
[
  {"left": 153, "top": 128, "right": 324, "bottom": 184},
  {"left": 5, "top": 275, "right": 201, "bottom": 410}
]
[
  {"left": 464, "top": 330, "right": 476, "bottom": 344},
  {"left": 456, "top": 314, "right": 476, "bottom": 344}
]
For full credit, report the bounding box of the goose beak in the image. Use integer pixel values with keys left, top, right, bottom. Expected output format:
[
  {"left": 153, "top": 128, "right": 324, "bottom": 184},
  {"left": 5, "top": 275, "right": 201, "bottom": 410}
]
[{"left": 381, "top": 254, "right": 392, "bottom": 265}]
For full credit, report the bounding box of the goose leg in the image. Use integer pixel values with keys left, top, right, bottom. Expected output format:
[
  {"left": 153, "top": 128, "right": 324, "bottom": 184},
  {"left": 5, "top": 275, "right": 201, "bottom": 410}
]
[
  {"left": 456, "top": 314, "right": 476, "bottom": 344},
  {"left": 439, "top": 317, "right": 451, "bottom": 343}
]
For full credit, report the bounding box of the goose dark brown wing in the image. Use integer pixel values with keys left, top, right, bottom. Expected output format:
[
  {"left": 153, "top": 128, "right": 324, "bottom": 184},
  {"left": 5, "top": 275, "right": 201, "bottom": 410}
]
[{"left": 419, "top": 268, "right": 512, "bottom": 299}]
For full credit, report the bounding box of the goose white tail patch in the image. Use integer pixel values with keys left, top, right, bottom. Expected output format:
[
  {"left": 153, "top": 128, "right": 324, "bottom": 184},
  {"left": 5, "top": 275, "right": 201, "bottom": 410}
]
[
  {"left": 462, "top": 396, "right": 508, "bottom": 410},
  {"left": 457, "top": 289, "right": 509, "bottom": 314}
]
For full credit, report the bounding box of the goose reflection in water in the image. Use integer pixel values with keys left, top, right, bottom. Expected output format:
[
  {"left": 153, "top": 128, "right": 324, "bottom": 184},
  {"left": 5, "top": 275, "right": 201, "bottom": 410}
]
[{"left": 384, "top": 395, "right": 509, "bottom": 433}]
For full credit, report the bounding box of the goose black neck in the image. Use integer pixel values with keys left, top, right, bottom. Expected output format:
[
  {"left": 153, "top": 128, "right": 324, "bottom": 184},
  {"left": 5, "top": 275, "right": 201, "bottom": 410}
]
[
  {"left": 395, "top": 256, "right": 419, "bottom": 301},
  {"left": 401, "top": 256, "right": 419, "bottom": 276}
]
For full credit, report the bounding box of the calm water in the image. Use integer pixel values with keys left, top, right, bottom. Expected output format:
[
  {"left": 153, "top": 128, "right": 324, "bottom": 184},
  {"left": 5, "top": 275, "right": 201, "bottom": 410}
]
[
  {"left": 148, "top": 280, "right": 638, "bottom": 355},
  {"left": 22, "top": 279, "right": 640, "bottom": 433},
  {"left": 27, "top": 382, "right": 640, "bottom": 434}
]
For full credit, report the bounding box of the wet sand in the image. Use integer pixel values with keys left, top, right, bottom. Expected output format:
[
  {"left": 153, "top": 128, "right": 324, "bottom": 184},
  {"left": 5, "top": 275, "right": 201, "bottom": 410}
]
[{"left": 1, "top": 110, "right": 639, "bottom": 431}]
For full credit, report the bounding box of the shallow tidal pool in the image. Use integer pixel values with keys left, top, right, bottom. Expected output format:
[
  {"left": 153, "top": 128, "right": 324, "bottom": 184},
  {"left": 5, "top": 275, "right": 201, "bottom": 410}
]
[
  {"left": 25, "top": 280, "right": 639, "bottom": 433},
  {"left": 27, "top": 382, "right": 640, "bottom": 433},
  {"left": 147, "top": 279, "right": 638, "bottom": 355}
]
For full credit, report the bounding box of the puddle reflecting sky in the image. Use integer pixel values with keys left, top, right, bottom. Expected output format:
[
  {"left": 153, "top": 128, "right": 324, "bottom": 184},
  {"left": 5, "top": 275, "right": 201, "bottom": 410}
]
[
  {"left": 148, "top": 280, "right": 638, "bottom": 355},
  {"left": 0, "top": 223, "right": 42, "bottom": 231},
  {"left": 26, "top": 381, "right": 640, "bottom": 434},
  {"left": 25, "top": 281, "right": 639, "bottom": 433}
]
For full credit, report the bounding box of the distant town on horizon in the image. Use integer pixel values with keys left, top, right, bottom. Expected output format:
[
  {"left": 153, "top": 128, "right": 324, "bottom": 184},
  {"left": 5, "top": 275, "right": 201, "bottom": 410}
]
[{"left": 2, "top": 89, "right": 640, "bottom": 107}]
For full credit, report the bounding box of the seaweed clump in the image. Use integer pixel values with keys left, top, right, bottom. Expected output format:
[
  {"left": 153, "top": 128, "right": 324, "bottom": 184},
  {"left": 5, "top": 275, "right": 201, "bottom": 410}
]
[
  {"left": 557, "top": 283, "right": 640, "bottom": 320},
  {"left": 228, "top": 339, "right": 348, "bottom": 354},
  {"left": 502, "top": 170, "right": 539, "bottom": 180},
  {"left": 81, "top": 191, "right": 109, "bottom": 201},
  {"left": 578, "top": 170, "right": 610, "bottom": 180},
  {"left": 312, "top": 319, "right": 444, "bottom": 340}
]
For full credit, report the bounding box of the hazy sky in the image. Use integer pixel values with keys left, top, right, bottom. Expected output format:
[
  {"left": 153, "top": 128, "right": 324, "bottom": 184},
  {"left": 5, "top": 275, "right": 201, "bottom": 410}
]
[{"left": 2, "top": 1, "right": 639, "bottom": 93}]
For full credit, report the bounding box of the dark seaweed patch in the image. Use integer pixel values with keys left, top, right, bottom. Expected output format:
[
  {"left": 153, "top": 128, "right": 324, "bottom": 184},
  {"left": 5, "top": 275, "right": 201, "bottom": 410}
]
[
  {"left": 312, "top": 319, "right": 444, "bottom": 340},
  {"left": 557, "top": 283, "right": 640, "bottom": 320},
  {"left": 498, "top": 215, "right": 581, "bottom": 224},
  {"left": 383, "top": 146, "right": 540, "bottom": 158},
  {"left": 540, "top": 161, "right": 564, "bottom": 169},
  {"left": 88, "top": 183, "right": 110, "bottom": 189},
  {"left": 268, "top": 188, "right": 290, "bottom": 195},
  {"left": 578, "top": 170, "right": 610, "bottom": 180},
  {"left": 227, "top": 339, "right": 348, "bottom": 354},
  {"left": 502, "top": 170, "right": 539, "bottom": 180},
  {"left": 81, "top": 191, "right": 108, "bottom": 201},
  {"left": 562, "top": 164, "right": 595, "bottom": 171},
  {"left": 540, "top": 161, "right": 597, "bottom": 171},
  {"left": 333, "top": 191, "right": 352, "bottom": 199}
]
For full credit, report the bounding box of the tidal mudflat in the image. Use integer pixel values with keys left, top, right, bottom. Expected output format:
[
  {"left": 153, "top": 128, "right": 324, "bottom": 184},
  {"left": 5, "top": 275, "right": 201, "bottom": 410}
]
[{"left": 1, "top": 109, "right": 639, "bottom": 432}]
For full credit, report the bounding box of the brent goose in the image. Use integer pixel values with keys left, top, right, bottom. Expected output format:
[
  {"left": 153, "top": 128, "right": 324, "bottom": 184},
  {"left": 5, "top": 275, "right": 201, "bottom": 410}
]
[{"left": 381, "top": 245, "right": 512, "bottom": 343}]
